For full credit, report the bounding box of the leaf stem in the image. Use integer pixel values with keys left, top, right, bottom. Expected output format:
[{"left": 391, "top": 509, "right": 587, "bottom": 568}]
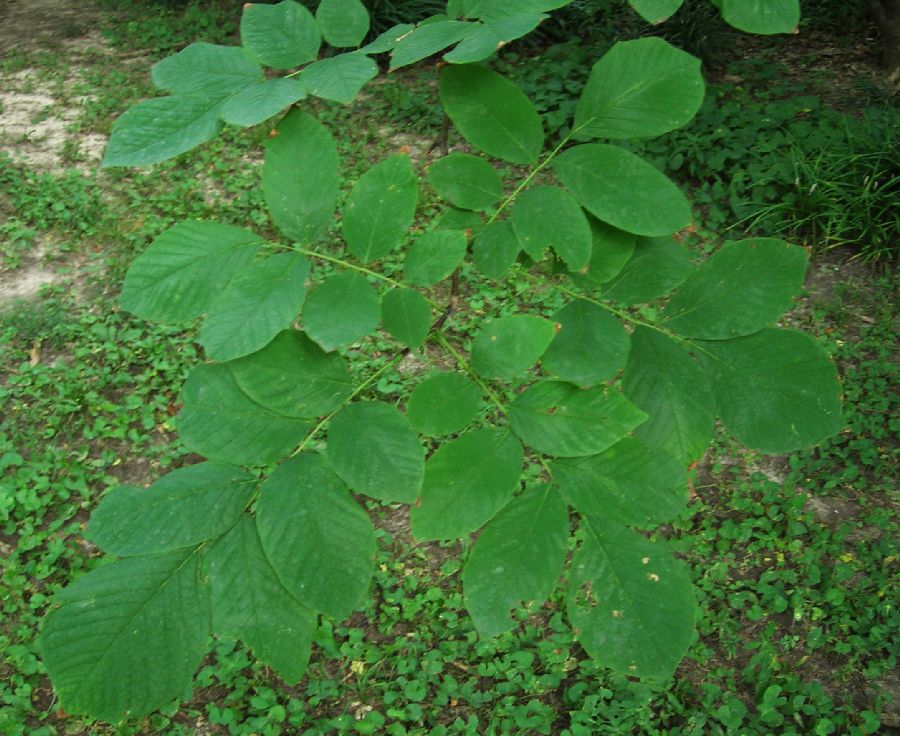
[
  {"left": 290, "top": 352, "right": 405, "bottom": 457},
  {"left": 487, "top": 133, "right": 574, "bottom": 225},
  {"left": 286, "top": 244, "right": 445, "bottom": 311},
  {"left": 433, "top": 331, "right": 508, "bottom": 418}
]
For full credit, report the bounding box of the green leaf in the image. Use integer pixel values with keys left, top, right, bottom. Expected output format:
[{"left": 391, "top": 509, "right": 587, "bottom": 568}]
[
  {"left": 220, "top": 78, "right": 307, "bottom": 127},
  {"left": 719, "top": 0, "right": 800, "bottom": 34},
  {"left": 199, "top": 253, "right": 310, "bottom": 362},
  {"left": 241, "top": 0, "right": 321, "bottom": 69},
  {"left": 300, "top": 54, "right": 378, "bottom": 104},
  {"left": 542, "top": 300, "right": 630, "bottom": 387},
  {"left": 574, "top": 37, "right": 704, "bottom": 141},
  {"left": 343, "top": 154, "right": 418, "bottom": 263},
  {"left": 456, "top": 0, "right": 571, "bottom": 18},
  {"left": 554, "top": 144, "right": 691, "bottom": 237},
  {"left": 443, "top": 13, "right": 546, "bottom": 64},
  {"left": 509, "top": 380, "right": 647, "bottom": 457},
  {"left": 360, "top": 23, "right": 415, "bottom": 54},
  {"left": 151, "top": 42, "right": 262, "bottom": 99},
  {"left": 471, "top": 315, "right": 555, "bottom": 379},
  {"left": 326, "top": 402, "right": 425, "bottom": 503},
  {"left": 440, "top": 64, "right": 544, "bottom": 165},
  {"left": 622, "top": 327, "right": 715, "bottom": 463},
  {"left": 390, "top": 20, "right": 477, "bottom": 70},
  {"left": 628, "top": 0, "right": 684, "bottom": 23},
  {"left": 568, "top": 219, "right": 635, "bottom": 287},
  {"left": 178, "top": 363, "right": 311, "bottom": 465},
  {"left": 229, "top": 329, "right": 353, "bottom": 417},
  {"left": 404, "top": 229, "right": 467, "bottom": 286},
  {"left": 407, "top": 372, "right": 482, "bottom": 436},
  {"left": 411, "top": 428, "right": 523, "bottom": 541},
  {"left": 567, "top": 517, "right": 695, "bottom": 681},
  {"left": 381, "top": 288, "right": 432, "bottom": 350},
  {"left": 698, "top": 328, "right": 844, "bottom": 453},
  {"left": 551, "top": 438, "right": 687, "bottom": 527},
  {"left": 661, "top": 238, "right": 808, "bottom": 339},
  {"left": 120, "top": 221, "right": 261, "bottom": 322},
  {"left": 102, "top": 95, "right": 224, "bottom": 168},
  {"left": 510, "top": 185, "right": 591, "bottom": 269},
  {"left": 436, "top": 206, "right": 484, "bottom": 234},
  {"left": 41, "top": 549, "right": 209, "bottom": 723},
  {"left": 427, "top": 153, "right": 502, "bottom": 211},
  {"left": 302, "top": 272, "right": 380, "bottom": 351},
  {"left": 316, "top": 0, "right": 370, "bottom": 47},
  {"left": 257, "top": 454, "right": 375, "bottom": 619},
  {"left": 264, "top": 109, "right": 340, "bottom": 244},
  {"left": 206, "top": 516, "right": 316, "bottom": 684},
  {"left": 463, "top": 485, "right": 568, "bottom": 637},
  {"left": 472, "top": 220, "right": 520, "bottom": 279},
  {"left": 87, "top": 463, "right": 254, "bottom": 556},
  {"left": 600, "top": 235, "right": 692, "bottom": 305}
]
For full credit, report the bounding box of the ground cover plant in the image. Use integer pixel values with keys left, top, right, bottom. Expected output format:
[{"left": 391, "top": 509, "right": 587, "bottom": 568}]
[{"left": 1, "top": 0, "right": 897, "bottom": 733}]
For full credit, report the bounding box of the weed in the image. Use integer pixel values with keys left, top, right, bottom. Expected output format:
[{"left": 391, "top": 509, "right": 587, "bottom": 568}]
[{"left": 746, "top": 108, "right": 899, "bottom": 263}]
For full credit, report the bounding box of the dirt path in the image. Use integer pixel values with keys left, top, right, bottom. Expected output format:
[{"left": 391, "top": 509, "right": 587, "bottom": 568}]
[{"left": 0, "top": 0, "right": 114, "bottom": 308}]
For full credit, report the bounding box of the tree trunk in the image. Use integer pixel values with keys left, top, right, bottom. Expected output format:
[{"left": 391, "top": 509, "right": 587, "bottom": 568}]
[{"left": 868, "top": 0, "right": 900, "bottom": 87}]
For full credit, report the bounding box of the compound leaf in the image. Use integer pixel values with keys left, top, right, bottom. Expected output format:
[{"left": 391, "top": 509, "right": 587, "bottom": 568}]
[
  {"left": 511, "top": 185, "right": 592, "bottom": 270},
  {"left": 574, "top": 37, "right": 704, "bottom": 140},
  {"left": 443, "top": 13, "right": 546, "bottom": 64},
  {"left": 661, "top": 238, "right": 808, "bottom": 339},
  {"left": 698, "top": 328, "right": 844, "bottom": 453},
  {"left": 509, "top": 380, "right": 647, "bottom": 457},
  {"left": 220, "top": 78, "right": 307, "bottom": 127},
  {"left": 404, "top": 229, "right": 467, "bottom": 286},
  {"left": 436, "top": 206, "right": 484, "bottom": 234},
  {"left": 567, "top": 516, "right": 695, "bottom": 681},
  {"left": 542, "top": 300, "right": 630, "bottom": 387},
  {"left": 302, "top": 272, "right": 380, "bottom": 351},
  {"left": 463, "top": 485, "right": 568, "bottom": 637},
  {"left": 102, "top": 95, "right": 224, "bottom": 168},
  {"left": 199, "top": 253, "right": 310, "bottom": 362},
  {"left": 554, "top": 144, "right": 691, "bottom": 237},
  {"left": 628, "top": 0, "right": 684, "bottom": 23},
  {"left": 551, "top": 437, "right": 687, "bottom": 527},
  {"left": 381, "top": 288, "right": 432, "bottom": 350},
  {"left": 300, "top": 53, "right": 378, "bottom": 104},
  {"left": 151, "top": 42, "right": 262, "bottom": 99},
  {"left": 257, "top": 454, "right": 375, "bottom": 620},
  {"left": 427, "top": 153, "right": 502, "bottom": 211},
  {"left": 228, "top": 330, "right": 353, "bottom": 417},
  {"left": 407, "top": 372, "right": 482, "bottom": 436},
  {"left": 472, "top": 220, "right": 520, "bottom": 279},
  {"left": 568, "top": 219, "right": 635, "bottom": 288},
  {"left": 471, "top": 315, "right": 555, "bottom": 379},
  {"left": 41, "top": 549, "right": 209, "bottom": 723},
  {"left": 343, "top": 154, "right": 418, "bottom": 263},
  {"left": 207, "top": 516, "right": 316, "bottom": 684},
  {"left": 241, "top": 0, "right": 321, "bottom": 68},
  {"left": 88, "top": 463, "right": 254, "bottom": 556},
  {"left": 361, "top": 23, "right": 415, "bottom": 54},
  {"left": 316, "top": 0, "right": 369, "bottom": 47},
  {"left": 600, "top": 235, "right": 692, "bottom": 305},
  {"left": 263, "top": 109, "right": 340, "bottom": 244},
  {"left": 326, "top": 401, "right": 425, "bottom": 503},
  {"left": 719, "top": 0, "right": 800, "bottom": 34},
  {"left": 622, "top": 327, "right": 715, "bottom": 463},
  {"left": 440, "top": 63, "right": 544, "bottom": 164},
  {"left": 120, "top": 221, "right": 261, "bottom": 322},
  {"left": 178, "top": 363, "right": 311, "bottom": 465},
  {"left": 390, "top": 20, "right": 477, "bottom": 69},
  {"left": 412, "top": 428, "right": 523, "bottom": 541}
]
